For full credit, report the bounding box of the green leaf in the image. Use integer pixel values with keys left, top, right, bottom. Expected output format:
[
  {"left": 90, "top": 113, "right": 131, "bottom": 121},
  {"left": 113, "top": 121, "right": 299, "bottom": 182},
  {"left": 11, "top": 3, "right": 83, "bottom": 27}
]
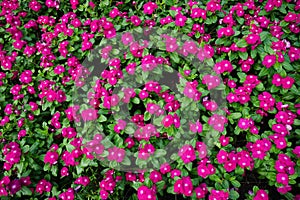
[
  {"left": 154, "top": 149, "right": 167, "bottom": 158},
  {"left": 144, "top": 111, "right": 151, "bottom": 121},
  {"left": 122, "top": 156, "right": 131, "bottom": 166},
  {"left": 253, "top": 186, "right": 259, "bottom": 193},
  {"left": 258, "top": 67, "right": 269, "bottom": 77},
  {"left": 98, "top": 115, "right": 107, "bottom": 122},
  {"left": 237, "top": 72, "right": 247, "bottom": 83},
  {"left": 125, "top": 126, "right": 135, "bottom": 135},
  {"left": 236, "top": 18, "right": 244, "bottom": 25},
  {"left": 231, "top": 180, "right": 241, "bottom": 188},
  {"left": 251, "top": 49, "right": 257, "bottom": 58},
  {"left": 230, "top": 113, "right": 242, "bottom": 119},
  {"left": 236, "top": 39, "right": 247, "bottom": 48},
  {"left": 294, "top": 119, "right": 300, "bottom": 126},
  {"left": 238, "top": 51, "right": 248, "bottom": 60},
  {"left": 132, "top": 97, "right": 140, "bottom": 104},
  {"left": 185, "top": 162, "right": 193, "bottom": 171},
  {"left": 256, "top": 82, "right": 265, "bottom": 91},
  {"left": 229, "top": 190, "right": 240, "bottom": 200},
  {"left": 20, "top": 187, "right": 32, "bottom": 196},
  {"left": 282, "top": 62, "right": 294, "bottom": 71},
  {"left": 260, "top": 31, "right": 270, "bottom": 42},
  {"left": 170, "top": 52, "right": 180, "bottom": 63}
]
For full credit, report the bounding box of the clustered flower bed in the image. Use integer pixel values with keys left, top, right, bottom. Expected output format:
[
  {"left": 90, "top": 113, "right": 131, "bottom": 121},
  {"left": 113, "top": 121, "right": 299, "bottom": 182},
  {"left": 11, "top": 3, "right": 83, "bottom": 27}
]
[{"left": 0, "top": 0, "right": 300, "bottom": 199}]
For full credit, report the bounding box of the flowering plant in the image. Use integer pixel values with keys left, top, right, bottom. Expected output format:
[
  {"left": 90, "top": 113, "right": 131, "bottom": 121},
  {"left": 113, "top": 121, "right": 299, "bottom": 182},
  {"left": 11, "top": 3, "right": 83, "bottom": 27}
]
[{"left": 0, "top": 0, "right": 299, "bottom": 200}]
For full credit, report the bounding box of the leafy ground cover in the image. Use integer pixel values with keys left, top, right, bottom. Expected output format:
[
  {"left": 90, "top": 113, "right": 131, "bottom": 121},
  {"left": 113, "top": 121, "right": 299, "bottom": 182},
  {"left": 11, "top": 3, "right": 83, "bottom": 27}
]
[{"left": 0, "top": 0, "right": 300, "bottom": 199}]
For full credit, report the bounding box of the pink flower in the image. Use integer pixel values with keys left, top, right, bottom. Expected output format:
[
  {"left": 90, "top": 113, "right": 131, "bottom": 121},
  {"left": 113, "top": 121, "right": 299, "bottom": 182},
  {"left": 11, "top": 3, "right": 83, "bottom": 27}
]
[
  {"left": 272, "top": 74, "right": 282, "bottom": 86},
  {"left": 281, "top": 76, "right": 294, "bottom": 89},
  {"left": 170, "top": 169, "right": 181, "bottom": 178},
  {"left": 81, "top": 108, "right": 98, "bottom": 121},
  {"left": 114, "top": 119, "right": 127, "bottom": 133},
  {"left": 276, "top": 173, "right": 289, "bottom": 185},
  {"left": 178, "top": 145, "right": 196, "bottom": 164},
  {"left": 190, "top": 8, "right": 206, "bottom": 19},
  {"left": 208, "top": 114, "right": 228, "bottom": 132},
  {"left": 224, "top": 161, "right": 236, "bottom": 172},
  {"left": 143, "top": 2, "right": 157, "bottom": 15},
  {"left": 238, "top": 118, "right": 251, "bottom": 130},
  {"left": 160, "top": 163, "right": 171, "bottom": 174},
  {"left": 277, "top": 184, "right": 292, "bottom": 194},
  {"left": 202, "top": 75, "right": 221, "bottom": 90},
  {"left": 219, "top": 135, "right": 230, "bottom": 146},
  {"left": 162, "top": 114, "right": 174, "bottom": 127},
  {"left": 194, "top": 183, "right": 208, "bottom": 199},
  {"left": 29, "top": 0, "right": 42, "bottom": 11},
  {"left": 206, "top": 1, "right": 221, "bottom": 12},
  {"left": 292, "top": 146, "right": 300, "bottom": 158},
  {"left": 149, "top": 171, "right": 162, "bottom": 183},
  {"left": 245, "top": 34, "right": 261, "bottom": 45},
  {"left": 262, "top": 55, "right": 276, "bottom": 68},
  {"left": 61, "top": 167, "right": 69, "bottom": 177},
  {"left": 217, "top": 27, "right": 234, "bottom": 38},
  {"left": 74, "top": 176, "right": 90, "bottom": 186},
  {"left": 44, "top": 151, "right": 59, "bottom": 165},
  {"left": 109, "top": 7, "right": 120, "bottom": 18},
  {"left": 254, "top": 189, "right": 269, "bottom": 200},
  {"left": 107, "top": 147, "right": 125, "bottom": 162},
  {"left": 288, "top": 47, "right": 300, "bottom": 62},
  {"left": 175, "top": 13, "right": 187, "bottom": 27},
  {"left": 62, "top": 127, "right": 77, "bottom": 138},
  {"left": 214, "top": 60, "right": 233, "bottom": 74},
  {"left": 183, "top": 81, "right": 201, "bottom": 101},
  {"left": 189, "top": 120, "right": 203, "bottom": 133},
  {"left": 174, "top": 176, "right": 193, "bottom": 196},
  {"left": 121, "top": 32, "right": 133, "bottom": 45},
  {"left": 217, "top": 150, "right": 228, "bottom": 164},
  {"left": 209, "top": 189, "right": 229, "bottom": 200},
  {"left": 125, "top": 173, "right": 136, "bottom": 182},
  {"left": 137, "top": 185, "right": 156, "bottom": 200},
  {"left": 196, "top": 142, "right": 207, "bottom": 159},
  {"left": 59, "top": 188, "right": 75, "bottom": 200},
  {"left": 130, "top": 15, "right": 141, "bottom": 26},
  {"left": 36, "top": 179, "right": 52, "bottom": 194},
  {"left": 284, "top": 12, "right": 297, "bottom": 22}
]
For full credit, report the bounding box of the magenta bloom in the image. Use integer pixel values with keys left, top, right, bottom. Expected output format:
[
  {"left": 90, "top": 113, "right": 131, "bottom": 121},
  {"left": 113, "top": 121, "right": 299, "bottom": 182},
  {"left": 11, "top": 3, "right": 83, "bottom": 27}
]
[
  {"left": 245, "top": 34, "right": 261, "bottom": 45},
  {"left": 195, "top": 183, "right": 208, "bottom": 199},
  {"left": 292, "top": 146, "right": 300, "bottom": 158},
  {"left": 107, "top": 146, "right": 125, "bottom": 163},
  {"left": 44, "top": 151, "right": 59, "bottom": 165},
  {"left": 281, "top": 76, "right": 294, "bottom": 89},
  {"left": 74, "top": 176, "right": 90, "bottom": 186},
  {"left": 219, "top": 135, "right": 230, "bottom": 146},
  {"left": 276, "top": 173, "right": 289, "bottom": 185},
  {"left": 262, "top": 55, "right": 276, "bottom": 68},
  {"left": 137, "top": 185, "right": 156, "bottom": 200},
  {"left": 272, "top": 73, "right": 282, "bottom": 86},
  {"left": 190, "top": 8, "right": 206, "bottom": 19},
  {"left": 81, "top": 108, "right": 98, "bottom": 121},
  {"left": 254, "top": 189, "right": 269, "bottom": 200},
  {"left": 178, "top": 145, "right": 196, "bottom": 164},
  {"left": 238, "top": 118, "right": 251, "bottom": 130},
  {"left": 175, "top": 13, "right": 187, "bottom": 27},
  {"left": 174, "top": 176, "right": 193, "bottom": 196},
  {"left": 149, "top": 170, "right": 162, "bottom": 183},
  {"left": 121, "top": 32, "right": 133, "bottom": 45},
  {"left": 189, "top": 120, "right": 203, "bottom": 133},
  {"left": 143, "top": 2, "right": 158, "bottom": 15},
  {"left": 160, "top": 163, "right": 171, "bottom": 174},
  {"left": 161, "top": 114, "right": 174, "bottom": 127}
]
